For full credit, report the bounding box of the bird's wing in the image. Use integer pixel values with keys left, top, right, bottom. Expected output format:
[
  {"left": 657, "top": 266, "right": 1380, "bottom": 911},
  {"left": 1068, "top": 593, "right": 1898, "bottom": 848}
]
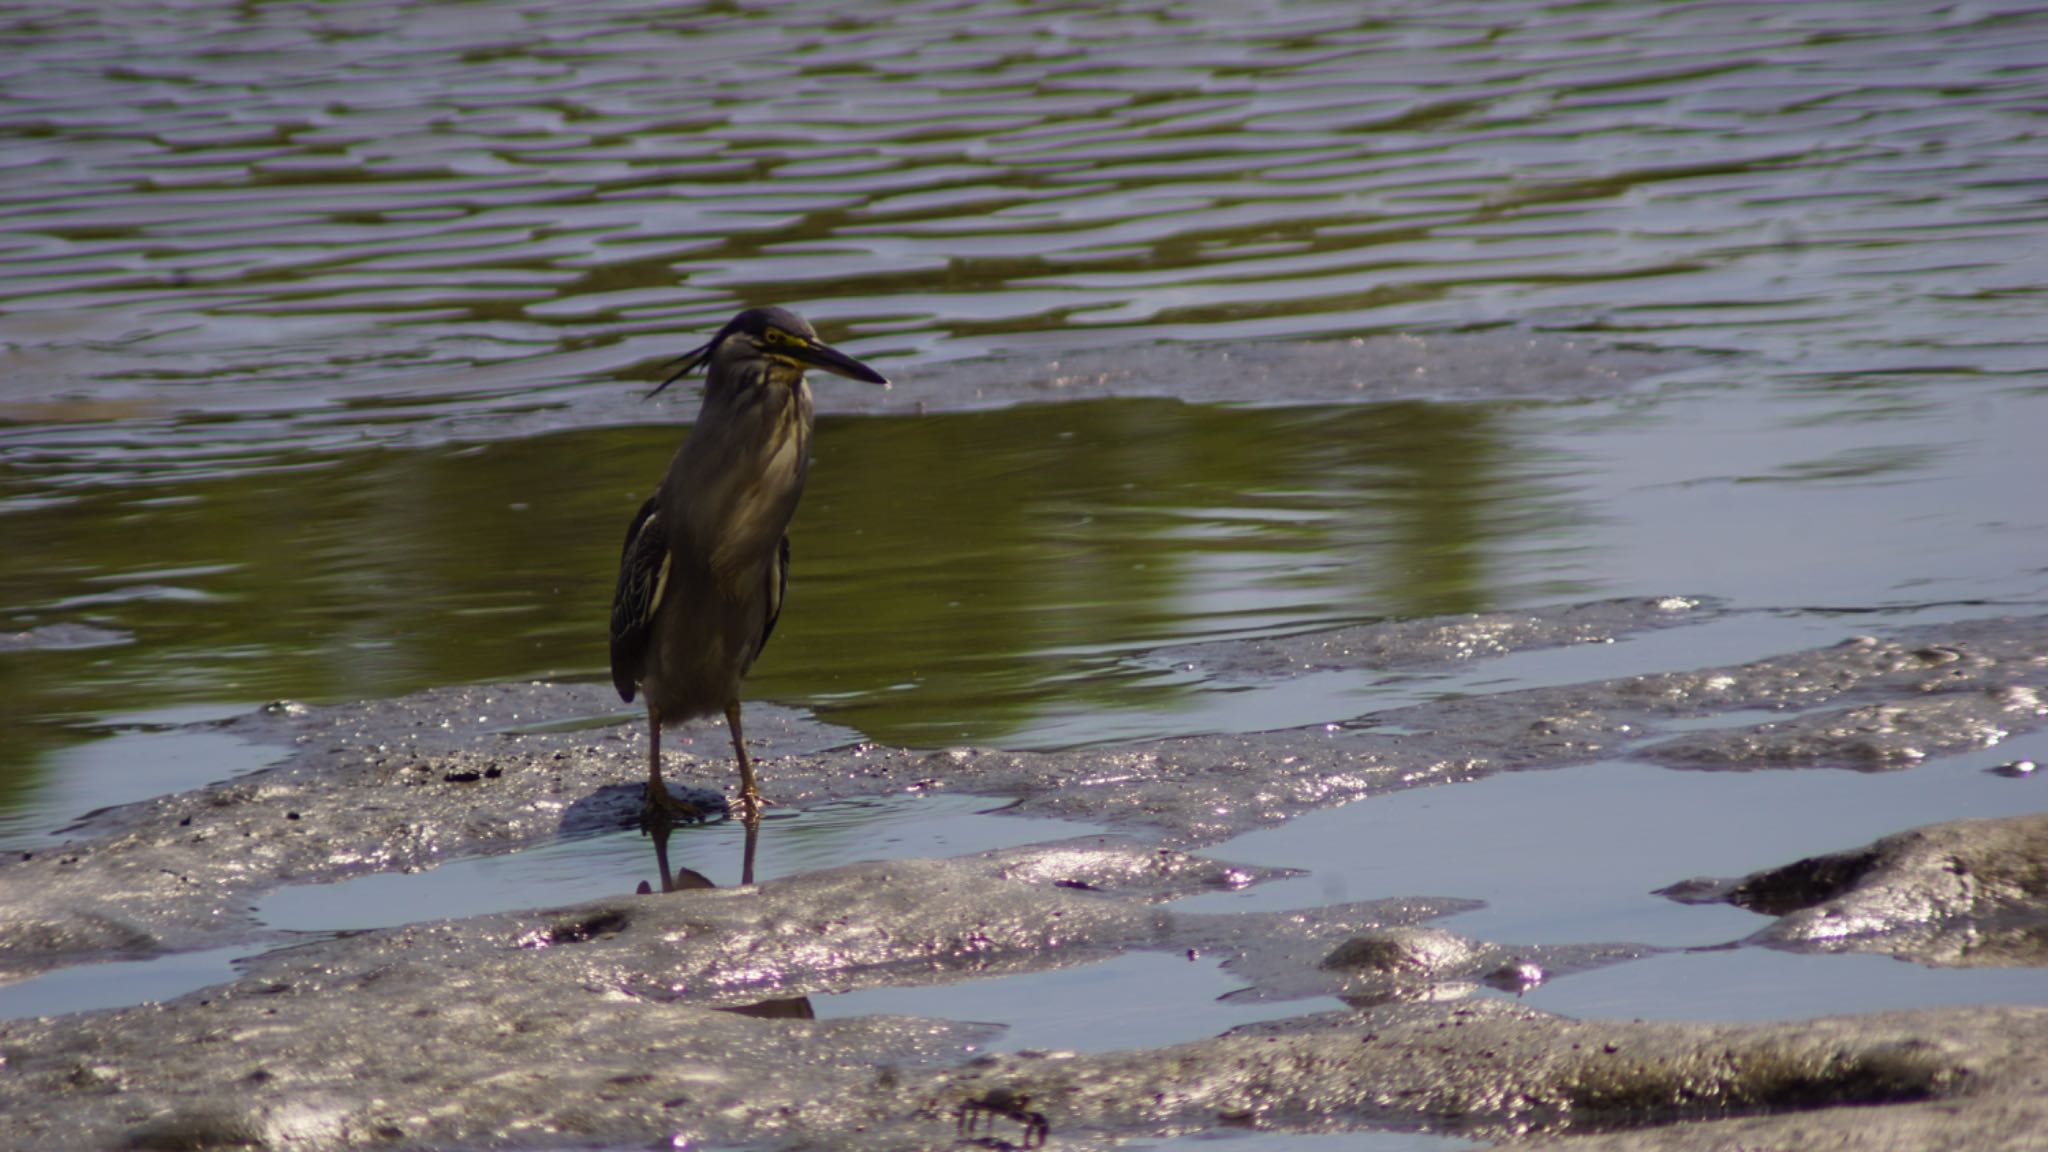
[
  {"left": 758, "top": 533, "right": 790, "bottom": 655},
  {"left": 609, "top": 495, "right": 669, "bottom": 702}
]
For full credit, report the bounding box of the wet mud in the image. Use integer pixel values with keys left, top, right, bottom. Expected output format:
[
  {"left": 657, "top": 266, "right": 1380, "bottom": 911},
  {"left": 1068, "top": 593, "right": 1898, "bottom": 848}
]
[
  {"left": 3, "top": 837, "right": 2043, "bottom": 1151},
  {"left": 3, "top": 603, "right": 2047, "bottom": 1149},
  {"left": 1666, "top": 813, "right": 2048, "bottom": 970}
]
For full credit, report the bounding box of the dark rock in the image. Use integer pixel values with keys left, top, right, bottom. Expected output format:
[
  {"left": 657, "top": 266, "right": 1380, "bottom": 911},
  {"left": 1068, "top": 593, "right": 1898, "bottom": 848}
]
[{"left": 1683, "top": 813, "right": 2048, "bottom": 967}]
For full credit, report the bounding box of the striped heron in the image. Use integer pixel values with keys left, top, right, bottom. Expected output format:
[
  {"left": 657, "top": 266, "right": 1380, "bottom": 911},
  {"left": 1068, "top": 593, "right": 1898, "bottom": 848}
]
[{"left": 609, "top": 307, "right": 887, "bottom": 825}]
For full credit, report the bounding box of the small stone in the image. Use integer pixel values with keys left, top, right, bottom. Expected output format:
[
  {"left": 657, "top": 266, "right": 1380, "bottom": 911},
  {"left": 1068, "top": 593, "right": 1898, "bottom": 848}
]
[
  {"left": 1321, "top": 927, "right": 1475, "bottom": 974},
  {"left": 1483, "top": 959, "right": 1547, "bottom": 994}
]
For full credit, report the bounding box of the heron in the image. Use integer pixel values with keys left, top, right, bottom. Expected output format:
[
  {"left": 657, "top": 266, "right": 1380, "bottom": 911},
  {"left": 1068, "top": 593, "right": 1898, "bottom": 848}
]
[{"left": 609, "top": 306, "right": 888, "bottom": 825}]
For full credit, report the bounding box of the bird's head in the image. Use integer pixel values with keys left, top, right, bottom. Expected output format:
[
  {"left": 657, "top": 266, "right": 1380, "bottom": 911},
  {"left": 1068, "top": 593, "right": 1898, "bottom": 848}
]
[{"left": 650, "top": 306, "right": 889, "bottom": 398}]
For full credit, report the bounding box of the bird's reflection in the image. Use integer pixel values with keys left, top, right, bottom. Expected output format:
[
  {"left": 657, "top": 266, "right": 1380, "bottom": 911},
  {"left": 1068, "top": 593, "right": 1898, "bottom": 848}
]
[
  {"left": 638, "top": 813, "right": 811, "bottom": 1020},
  {"left": 639, "top": 812, "right": 760, "bottom": 892}
]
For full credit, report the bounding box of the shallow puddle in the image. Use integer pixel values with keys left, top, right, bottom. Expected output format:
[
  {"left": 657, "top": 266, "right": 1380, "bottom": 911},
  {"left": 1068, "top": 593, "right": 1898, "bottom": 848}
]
[
  {"left": 1177, "top": 734, "right": 2048, "bottom": 1020},
  {"left": 795, "top": 735, "right": 2048, "bottom": 1053},
  {"left": 1527, "top": 947, "right": 2048, "bottom": 1025},
  {"left": 814, "top": 950, "right": 1347, "bottom": 1056},
  {"left": 255, "top": 792, "right": 1101, "bottom": 933},
  {"left": 0, "top": 945, "right": 247, "bottom": 1021},
  {"left": 0, "top": 706, "right": 280, "bottom": 850},
  {"left": 1178, "top": 735, "right": 2048, "bottom": 948},
  {"left": 0, "top": 793, "right": 1103, "bottom": 1022}
]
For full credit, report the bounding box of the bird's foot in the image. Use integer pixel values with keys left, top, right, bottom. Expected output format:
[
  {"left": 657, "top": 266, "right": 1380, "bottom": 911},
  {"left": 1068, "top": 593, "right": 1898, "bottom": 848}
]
[
  {"left": 641, "top": 782, "right": 713, "bottom": 832},
  {"left": 735, "top": 787, "right": 773, "bottom": 824}
]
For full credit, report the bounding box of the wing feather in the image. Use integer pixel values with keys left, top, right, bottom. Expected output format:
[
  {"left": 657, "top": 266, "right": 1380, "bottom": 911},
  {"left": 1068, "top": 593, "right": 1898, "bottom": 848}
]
[
  {"left": 758, "top": 533, "right": 790, "bottom": 655},
  {"left": 609, "top": 496, "right": 667, "bottom": 702}
]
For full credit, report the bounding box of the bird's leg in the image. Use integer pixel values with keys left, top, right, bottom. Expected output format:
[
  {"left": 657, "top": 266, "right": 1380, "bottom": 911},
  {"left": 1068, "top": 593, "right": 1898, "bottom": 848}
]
[
  {"left": 726, "top": 700, "right": 770, "bottom": 823},
  {"left": 648, "top": 816, "right": 675, "bottom": 891},
  {"left": 642, "top": 704, "right": 707, "bottom": 829}
]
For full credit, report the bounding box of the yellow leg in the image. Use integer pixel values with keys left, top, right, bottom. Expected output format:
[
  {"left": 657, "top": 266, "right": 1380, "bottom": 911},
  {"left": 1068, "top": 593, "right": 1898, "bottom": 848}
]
[{"left": 725, "top": 700, "right": 767, "bottom": 823}]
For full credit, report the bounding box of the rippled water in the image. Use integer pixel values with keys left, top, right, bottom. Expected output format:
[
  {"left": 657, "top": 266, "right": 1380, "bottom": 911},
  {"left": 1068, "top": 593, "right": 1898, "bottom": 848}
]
[
  {"left": 6, "top": 0, "right": 2046, "bottom": 752},
  {"left": 6, "top": 1, "right": 2045, "bottom": 450},
  {"left": 3, "top": 0, "right": 2048, "bottom": 1120}
]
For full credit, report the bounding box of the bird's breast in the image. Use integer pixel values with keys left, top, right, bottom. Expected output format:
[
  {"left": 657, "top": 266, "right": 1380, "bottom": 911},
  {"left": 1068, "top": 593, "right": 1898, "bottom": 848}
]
[{"left": 682, "top": 380, "right": 812, "bottom": 580}]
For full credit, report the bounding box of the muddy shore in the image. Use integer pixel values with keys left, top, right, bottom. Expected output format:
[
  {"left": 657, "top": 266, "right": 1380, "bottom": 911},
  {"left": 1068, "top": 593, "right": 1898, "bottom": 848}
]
[{"left": 3, "top": 600, "right": 2046, "bottom": 1149}]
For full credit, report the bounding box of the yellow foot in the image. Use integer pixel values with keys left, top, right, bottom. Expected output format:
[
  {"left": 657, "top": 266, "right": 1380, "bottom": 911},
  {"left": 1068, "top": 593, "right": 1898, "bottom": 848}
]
[
  {"left": 736, "top": 788, "right": 773, "bottom": 824},
  {"left": 641, "top": 783, "right": 712, "bottom": 831}
]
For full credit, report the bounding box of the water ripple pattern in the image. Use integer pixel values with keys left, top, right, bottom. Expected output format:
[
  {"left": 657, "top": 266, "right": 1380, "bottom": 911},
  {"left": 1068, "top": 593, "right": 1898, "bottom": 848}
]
[{"left": 3, "top": 0, "right": 2046, "bottom": 481}]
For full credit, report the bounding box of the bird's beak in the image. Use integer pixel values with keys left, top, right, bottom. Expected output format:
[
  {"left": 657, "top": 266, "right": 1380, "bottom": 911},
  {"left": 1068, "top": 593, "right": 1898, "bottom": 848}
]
[
  {"left": 647, "top": 339, "right": 716, "bottom": 399},
  {"left": 792, "top": 337, "right": 891, "bottom": 388}
]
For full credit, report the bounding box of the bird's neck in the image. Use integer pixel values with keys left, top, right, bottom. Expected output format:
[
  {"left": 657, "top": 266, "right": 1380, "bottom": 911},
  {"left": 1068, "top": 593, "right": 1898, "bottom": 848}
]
[{"left": 671, "top": 371, "right": 814, "bottom": 574}]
